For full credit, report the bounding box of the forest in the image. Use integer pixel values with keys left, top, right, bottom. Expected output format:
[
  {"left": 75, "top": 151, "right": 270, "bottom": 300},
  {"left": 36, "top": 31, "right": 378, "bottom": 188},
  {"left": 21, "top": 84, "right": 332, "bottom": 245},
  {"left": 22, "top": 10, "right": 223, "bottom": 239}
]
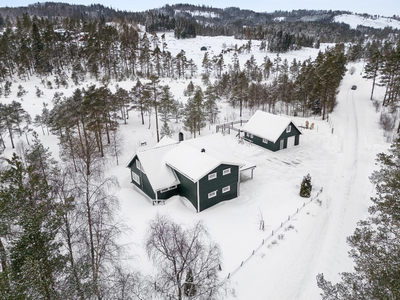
[{"left": 0, "top": 2, "right": 400, "bottom": 299}]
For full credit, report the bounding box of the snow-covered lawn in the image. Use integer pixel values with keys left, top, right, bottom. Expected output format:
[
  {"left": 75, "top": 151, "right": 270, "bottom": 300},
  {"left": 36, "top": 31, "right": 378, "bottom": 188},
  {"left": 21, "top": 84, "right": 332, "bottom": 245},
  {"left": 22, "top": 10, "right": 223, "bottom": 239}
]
[{"left": 1, "top": 32, "right": 390, "bottom": 299}]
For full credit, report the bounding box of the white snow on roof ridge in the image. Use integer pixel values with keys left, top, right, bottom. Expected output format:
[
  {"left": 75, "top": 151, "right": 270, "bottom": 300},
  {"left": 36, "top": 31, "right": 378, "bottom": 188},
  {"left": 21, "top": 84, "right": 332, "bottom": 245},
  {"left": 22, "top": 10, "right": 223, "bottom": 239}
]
[{"left": 164, "top": 134, "right": 245, "bottom": 182}]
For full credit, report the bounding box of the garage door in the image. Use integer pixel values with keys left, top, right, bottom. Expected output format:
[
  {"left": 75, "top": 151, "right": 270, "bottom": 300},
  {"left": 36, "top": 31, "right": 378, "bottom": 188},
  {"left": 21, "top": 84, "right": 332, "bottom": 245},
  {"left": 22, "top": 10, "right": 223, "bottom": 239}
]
[{"left": 287, "top": 136, "right": 295, "bottom": 148}]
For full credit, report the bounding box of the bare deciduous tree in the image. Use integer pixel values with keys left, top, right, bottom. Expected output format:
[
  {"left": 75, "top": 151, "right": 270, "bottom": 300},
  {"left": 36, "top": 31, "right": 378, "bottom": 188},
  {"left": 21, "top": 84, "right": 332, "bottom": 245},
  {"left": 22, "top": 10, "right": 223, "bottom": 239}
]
[{"left": 145, "top": 214, "right": 225, "bottom": 300}]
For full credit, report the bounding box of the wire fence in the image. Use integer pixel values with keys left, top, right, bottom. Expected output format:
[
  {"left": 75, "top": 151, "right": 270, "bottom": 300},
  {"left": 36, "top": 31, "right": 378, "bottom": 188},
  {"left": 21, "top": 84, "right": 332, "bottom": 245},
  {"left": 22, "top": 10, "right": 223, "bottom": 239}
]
[
  {"left": 225, "top": 187, "right": 324, "bottom": 280},
  {"left": 216, "top": 120, "right": 248, "bottom": 133}
]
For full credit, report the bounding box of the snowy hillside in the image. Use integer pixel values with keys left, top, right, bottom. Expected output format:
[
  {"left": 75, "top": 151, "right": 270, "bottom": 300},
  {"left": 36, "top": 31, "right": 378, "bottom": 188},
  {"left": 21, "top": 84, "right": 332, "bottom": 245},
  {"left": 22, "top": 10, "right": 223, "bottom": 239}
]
[
  {"left": 0, "top": 31, "right": 391, "bottom": 299},
  {"left": 334, "top": 13, "right": 400, "bottom": 29}
]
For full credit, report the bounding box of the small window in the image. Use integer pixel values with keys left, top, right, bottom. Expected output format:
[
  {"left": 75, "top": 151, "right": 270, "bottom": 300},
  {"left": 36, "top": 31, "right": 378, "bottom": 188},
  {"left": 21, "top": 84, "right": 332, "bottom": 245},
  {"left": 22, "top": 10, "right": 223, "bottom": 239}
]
[
  {"left": 223, "top": 168, "right": 231, "bottom": 175},
  {"left": 132, "top": 172, "right": 140, "bottom": 184},
  {"left": 136, "top": 159, "right": 145, "bottom": 173},
  {"left": 262, "top": 139, "right": 268, "bottom": 144},
  {"left": 286, "top": 125, "right": 291, "bottom": 133},
  {"left": 208, "top": 191, "right": 217, "bottom": 199},
  {"left": 222, "top": 186, "right": 230, "bottom": 193},
  {"left": 160, "top": 185, "right": 177, "bottom": 193},
  {"left": 208, "top": 173, "right": 217, "bottom": 180}
]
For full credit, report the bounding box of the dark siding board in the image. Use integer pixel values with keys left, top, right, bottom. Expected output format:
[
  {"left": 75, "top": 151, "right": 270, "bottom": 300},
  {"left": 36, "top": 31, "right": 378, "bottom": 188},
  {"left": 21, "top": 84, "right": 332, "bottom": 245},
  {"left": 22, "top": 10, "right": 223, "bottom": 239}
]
[
  {"left": 157, "top": 188, "right": 179, "bottom": 200},
  {"left": 175, "top": 171, "right": 198, "bottom": 210},
  {"left": 244, "top": 122, "right": 300, "bottom": 152},
  {"left": 198, "top": 164, "right": 239, "bottom": 211},
  {"left": 128, "top": 157, "right": 156, "bottom": 199}
]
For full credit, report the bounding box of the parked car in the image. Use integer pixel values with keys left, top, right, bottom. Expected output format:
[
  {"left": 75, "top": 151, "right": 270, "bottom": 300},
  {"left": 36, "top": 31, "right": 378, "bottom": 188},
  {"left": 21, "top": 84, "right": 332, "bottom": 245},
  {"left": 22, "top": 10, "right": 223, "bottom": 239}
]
[{"left": 351, "top": 85, "right": 357, "bottom": 90}]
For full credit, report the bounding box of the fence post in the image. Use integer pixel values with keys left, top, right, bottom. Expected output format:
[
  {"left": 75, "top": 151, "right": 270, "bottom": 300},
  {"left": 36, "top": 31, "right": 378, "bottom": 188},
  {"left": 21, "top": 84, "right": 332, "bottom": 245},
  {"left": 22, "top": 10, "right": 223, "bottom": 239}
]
[
  {"left": 228, "top": 273, "right": 230, "bottom": 279},
  {"left": 281, "top": 222, "right": 283, "bottom": 228},
  {"left": 272, "top": 230, "right": 274, "bottom": 236},
  {"left": 241, "top": 261, "right": 244, "bottom": 267},
  {"left": 288, "top": 215, "right": 290, "bottom": 220},
  {"left": 252, "top": 250, "right": 255, "bottom": 255}
]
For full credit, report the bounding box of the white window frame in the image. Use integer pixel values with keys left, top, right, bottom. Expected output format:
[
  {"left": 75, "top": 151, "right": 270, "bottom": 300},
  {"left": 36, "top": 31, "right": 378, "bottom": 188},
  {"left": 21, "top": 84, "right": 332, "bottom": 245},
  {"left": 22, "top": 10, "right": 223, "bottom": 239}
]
[
  {"left": 208, "top": 173, "right": 217, "bottom": 180},
  {"left": 222, "top": 186, "right": 230, "bottom": 193},
  {"left": 160, "top": 185, "right": 177, "bottom": 193},
  {"left": 208, "top": 191, "right": 217, "bottom": 199},
  {"left": 286, "top": 125, "right": 292, "bottom": 133},
  {"left": 223, "top": 168, "right": 231, "bottom": 176},
  {"left": 136, "top": 159, "right": 145, "bottom": 173},
  {"left": 132, "top": 171, "right": 140, "bottom": 184},
  {"left": 262, "top": 138, "right": 268, "bottom": 144}
]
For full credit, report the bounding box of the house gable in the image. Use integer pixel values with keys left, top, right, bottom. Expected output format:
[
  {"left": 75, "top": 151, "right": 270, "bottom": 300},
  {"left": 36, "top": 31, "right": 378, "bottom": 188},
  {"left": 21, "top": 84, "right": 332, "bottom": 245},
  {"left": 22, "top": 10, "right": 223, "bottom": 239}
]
[
  {"left": 127, "top": 156, "right": 156, "bottom": 199},
  {"left": 198, "top": 164, "right": 239, "bottom": 211}
]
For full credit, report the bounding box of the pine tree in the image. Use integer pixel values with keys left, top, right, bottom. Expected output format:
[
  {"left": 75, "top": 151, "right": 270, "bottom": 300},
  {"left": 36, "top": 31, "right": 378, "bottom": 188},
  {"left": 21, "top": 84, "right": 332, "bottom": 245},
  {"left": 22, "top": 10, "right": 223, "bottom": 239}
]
[
  {"left": 363, "top": 50, "right": 382, "bottom": 100},
  {"left": 160, "top": 120, "right": 172, "bottom": 139},
  {"left": 183, "top": 87, "right": 206, "bottom": 138},
  {"left": 299, "top": 174, "right": 312, "bottom": 198},
  {"left": 159, "top": 85, "right": 175, "bottom": 122}
]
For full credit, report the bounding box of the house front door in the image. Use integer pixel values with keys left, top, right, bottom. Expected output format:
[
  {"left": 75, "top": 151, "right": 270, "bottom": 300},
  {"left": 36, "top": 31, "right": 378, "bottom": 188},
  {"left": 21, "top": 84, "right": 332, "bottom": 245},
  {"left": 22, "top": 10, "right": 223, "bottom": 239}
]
[{"left": 280, "top": 139, "right": 284, "bottom": 150}]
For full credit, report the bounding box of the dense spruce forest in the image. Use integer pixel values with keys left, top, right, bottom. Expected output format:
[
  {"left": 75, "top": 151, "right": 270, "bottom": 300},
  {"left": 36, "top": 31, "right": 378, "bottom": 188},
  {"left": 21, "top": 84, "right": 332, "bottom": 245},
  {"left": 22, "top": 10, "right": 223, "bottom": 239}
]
[{"left": 0, "top": 2, "right": 400, "bottom": 299}]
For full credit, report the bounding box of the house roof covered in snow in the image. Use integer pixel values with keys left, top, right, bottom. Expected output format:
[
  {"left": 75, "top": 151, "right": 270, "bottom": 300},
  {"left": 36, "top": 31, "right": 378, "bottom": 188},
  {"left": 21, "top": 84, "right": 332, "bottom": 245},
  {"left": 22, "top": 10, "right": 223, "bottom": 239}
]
[
  {"left": 164, "top": 134, "right": 247, "bottom": 182},
  {"left": 242, "top": 110, "right": 301, "bottom": 143},
  {"left": 128, "top": 133, "right": 254, "bottom": 186},
  {"left": 133, "top": 143, "right": 180, "bottom": 192}
]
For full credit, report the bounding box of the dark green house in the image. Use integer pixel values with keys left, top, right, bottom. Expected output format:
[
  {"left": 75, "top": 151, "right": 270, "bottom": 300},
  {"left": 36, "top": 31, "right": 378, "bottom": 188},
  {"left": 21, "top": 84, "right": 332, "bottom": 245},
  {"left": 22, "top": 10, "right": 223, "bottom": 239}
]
[
  {"left": 126, "top": 135, "right": 255, "bottom": 212},
  {"left": 242, "top": 110, "right": 301, "bottom": 151},
  {"left": 126, "top": 141, "right": 180, "bottom": 202}
]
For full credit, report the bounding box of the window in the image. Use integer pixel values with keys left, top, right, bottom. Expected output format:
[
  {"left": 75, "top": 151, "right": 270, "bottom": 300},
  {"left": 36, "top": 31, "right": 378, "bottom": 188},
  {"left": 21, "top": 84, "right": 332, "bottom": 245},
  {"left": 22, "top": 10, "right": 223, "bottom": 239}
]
[
  {"left": 286, "top": 125, "right": 292, "bottom": 133},
  {"left": 160, "top": 186, "right": 177, "bottom": 193},
  {"left": 245, "top": 132, "right": 253, "bottom": 138},
  {"left": 223, "top": 168, "right": 231, "bottom": 175},
  {"left": 208, "top": 173, "right": 217, "bottom": 180},
  {"left": 132, "top": 172, "right": 140, "bottom": 184},
  {"left": 208, "top": 191, "right": 217, "bottom": 199},
  {"left": 136, "top": 159, "right": 145, "bottom": 173},
  {"left": 222, "top": 186, "right": 230, "bottom": 193},
  {"left": 262, "top": 139, "right": 268, "bottom": 144}
]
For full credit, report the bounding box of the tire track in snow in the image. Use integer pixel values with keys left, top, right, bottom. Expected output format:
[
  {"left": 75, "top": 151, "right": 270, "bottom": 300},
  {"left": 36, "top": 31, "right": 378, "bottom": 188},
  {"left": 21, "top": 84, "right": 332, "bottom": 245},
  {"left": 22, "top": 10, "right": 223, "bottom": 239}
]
[{"left": 295, "top": 89, "right": 366, "bottom": 299}]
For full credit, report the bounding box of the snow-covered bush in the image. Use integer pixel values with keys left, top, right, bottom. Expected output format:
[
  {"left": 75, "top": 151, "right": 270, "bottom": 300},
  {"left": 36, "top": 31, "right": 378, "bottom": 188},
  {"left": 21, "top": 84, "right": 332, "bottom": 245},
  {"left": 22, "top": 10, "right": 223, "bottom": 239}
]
[{"left": 299, "top": 174, "right": 312, "bottom": 198}]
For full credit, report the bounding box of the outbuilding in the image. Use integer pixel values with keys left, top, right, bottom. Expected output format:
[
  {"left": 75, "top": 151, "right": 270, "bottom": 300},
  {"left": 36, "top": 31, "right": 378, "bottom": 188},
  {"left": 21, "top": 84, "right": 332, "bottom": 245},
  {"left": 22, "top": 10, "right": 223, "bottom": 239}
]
[{"left": 241, "top": 110, "right": 301, "bottom": 151}]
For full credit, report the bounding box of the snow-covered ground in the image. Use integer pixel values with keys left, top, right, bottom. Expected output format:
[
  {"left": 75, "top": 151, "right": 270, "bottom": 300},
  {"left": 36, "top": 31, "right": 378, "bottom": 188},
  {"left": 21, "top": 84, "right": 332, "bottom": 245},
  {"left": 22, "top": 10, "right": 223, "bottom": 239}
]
[
  {"left": 1, "top": 32, "right": 390, "bottom": 299},
  {"left": 334, "top": 13, "right": 400, "bottom": 29}
]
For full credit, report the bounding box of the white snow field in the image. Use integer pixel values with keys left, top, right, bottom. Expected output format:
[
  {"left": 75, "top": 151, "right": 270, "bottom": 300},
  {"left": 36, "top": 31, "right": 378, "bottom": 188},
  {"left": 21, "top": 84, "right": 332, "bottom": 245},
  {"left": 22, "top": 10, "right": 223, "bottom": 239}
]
[
  {"left": 1, "top": 31, "right": 390, "bottom": 299},
  {"left": 334, "top": 13, "right": 400, "bottom": 30}
]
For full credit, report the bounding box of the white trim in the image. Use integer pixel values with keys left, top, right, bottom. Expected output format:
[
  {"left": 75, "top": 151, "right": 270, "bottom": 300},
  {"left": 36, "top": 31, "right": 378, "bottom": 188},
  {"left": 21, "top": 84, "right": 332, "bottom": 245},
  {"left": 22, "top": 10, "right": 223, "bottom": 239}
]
[
  {"left": 208, "top": 190, "right": 217, "bottom": 198},
  {"left": 132, "top": 171, "right": 140, "bottom": 184},
  {"left": 160, "top": 185, "right": 177, "bottom": 193},
  {"left": 208, "top": 172, "right": 217, "bottom": 180},
  {"left": 262, "top": 138, "right": 268, "bottom": 144},
  {"left": 223, "top": 168, "right": 231, "bottom": 175},
  {"left": 222, "top": 186, "right": 230, "bottom": 193},
  {"left": 197, "top": 182, "right": 200, "bottom": 212},
  {"left": 286, "top": 125, "right": 292, "bottom": 133}
]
